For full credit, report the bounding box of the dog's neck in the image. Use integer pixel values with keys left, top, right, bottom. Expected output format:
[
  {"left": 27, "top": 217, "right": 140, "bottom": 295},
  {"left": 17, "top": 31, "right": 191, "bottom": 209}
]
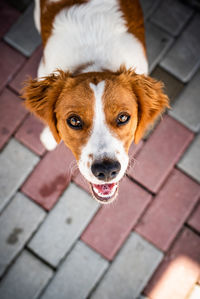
[
  {"left": 37, "top": 0, "right": 148, "bottom": 78},
  {"left": 72, "top": 61, "right": 103, "bottom": 76}
]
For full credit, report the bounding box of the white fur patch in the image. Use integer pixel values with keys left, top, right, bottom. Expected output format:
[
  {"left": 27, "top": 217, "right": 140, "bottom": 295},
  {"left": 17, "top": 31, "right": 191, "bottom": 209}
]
[
  {"left": 78, "top": 81, "right": 129, "bottom": 184},
  {"left": 34, "top": 0, "right": 41, "bottom": 32},
  {"left": 38, "top": 0, "right": 148, "bottom": 77},
  {"left": 40, "top": 126, "right": 58, "bottom": 151}
]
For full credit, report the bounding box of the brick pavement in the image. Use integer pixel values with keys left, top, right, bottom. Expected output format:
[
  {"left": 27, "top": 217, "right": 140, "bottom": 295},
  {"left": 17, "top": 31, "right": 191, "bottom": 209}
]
[{"left": 0, "top": 0, "right": 200, "bottom": 298}]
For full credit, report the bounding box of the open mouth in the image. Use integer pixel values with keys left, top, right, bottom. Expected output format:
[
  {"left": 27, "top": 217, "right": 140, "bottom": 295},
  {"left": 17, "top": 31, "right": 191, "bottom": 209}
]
[{"left": 90, "top": 182, "right": 119, "bottom": 204}]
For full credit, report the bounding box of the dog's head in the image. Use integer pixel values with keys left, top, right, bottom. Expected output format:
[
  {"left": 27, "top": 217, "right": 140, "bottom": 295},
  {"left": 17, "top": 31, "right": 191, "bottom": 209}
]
[{"left": 22, "top": 68, "right": 169, "bottom": 204}]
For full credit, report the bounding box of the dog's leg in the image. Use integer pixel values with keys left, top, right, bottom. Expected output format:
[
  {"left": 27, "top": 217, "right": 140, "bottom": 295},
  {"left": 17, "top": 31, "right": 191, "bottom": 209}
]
[{"left": 40, "top": 126, "right": 58, "bottom": 151}]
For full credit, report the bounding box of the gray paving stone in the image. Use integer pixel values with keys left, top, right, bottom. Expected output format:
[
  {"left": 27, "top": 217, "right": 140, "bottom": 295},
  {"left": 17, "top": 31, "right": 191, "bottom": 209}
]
[
  {"left": 0, "top": 192, "right": 46, "bottom": 278},
  {"left": 10, "top": 0, "right": 32, "bottom": 12},
  {"left": 151, "top": 66, "right": 184, "bottom": 103},
  {"left": 28, "top": 183, "right": 99, "bottom": 267},
  {"left": 169, "top": 69, "right": 200, "bottom": 132},
  {"left": 0, "top": 250, "right": 53, "bottom": 299},
  {"left": 41, "top": 241, "right": 108, "bottom": 299},
  {"left": 150, "top": 0, "right": 193, "bottom": 36},
  {"left": 160, "top": 15, "right": 200, "bottom": 83},
  {"left": 140, "top": 0, "right": 160, "bottom": 20},
  {"left": 145, "top": 22, "right": 174, "bottom": 73},
  {"left": 0, "top": 138, "right": 39, "bottom": 212},
  {"left": 90, "top": 232, "right": 163, "bottom": 299},
  {"left": 4, "top": 3, "right": 41, "bottom": 57},
  {"left": 178, "top": 134, "right": 200, "bottom": 184}
]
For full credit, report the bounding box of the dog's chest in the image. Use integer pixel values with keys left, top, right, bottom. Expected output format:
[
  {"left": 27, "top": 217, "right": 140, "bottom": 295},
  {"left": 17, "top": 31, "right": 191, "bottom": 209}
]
[{"left": 39, "top": 0, "right": 148, "bottom": 77}]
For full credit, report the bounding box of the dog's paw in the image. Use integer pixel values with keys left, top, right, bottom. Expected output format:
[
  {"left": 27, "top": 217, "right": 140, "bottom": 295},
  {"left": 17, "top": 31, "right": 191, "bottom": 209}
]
[{"left": 40, "top": 127, "right": 58, "bottom": 151}]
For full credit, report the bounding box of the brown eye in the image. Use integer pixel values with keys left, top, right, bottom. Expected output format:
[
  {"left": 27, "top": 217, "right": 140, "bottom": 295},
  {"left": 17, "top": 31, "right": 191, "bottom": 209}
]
[
  {"left": 116, "top": 113, "right": 130, "bottom": 126},
  {"left": 67, "top": 115, "right": 83, "bottom": 130}
]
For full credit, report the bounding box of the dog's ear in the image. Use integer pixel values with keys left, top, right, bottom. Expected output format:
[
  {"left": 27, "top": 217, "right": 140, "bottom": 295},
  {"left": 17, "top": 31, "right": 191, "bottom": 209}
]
[
  {"left": 22, "top": 71, "right": 69, "bottom": 143},
  {"left": 131, "top": 73, "right": 170, "bottom": 143}
]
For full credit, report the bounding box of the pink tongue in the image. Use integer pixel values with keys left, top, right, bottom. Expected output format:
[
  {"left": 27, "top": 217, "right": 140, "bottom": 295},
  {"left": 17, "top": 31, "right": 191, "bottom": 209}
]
[{"left": 93, "top": 183, "right": 115, "bottom": 195}]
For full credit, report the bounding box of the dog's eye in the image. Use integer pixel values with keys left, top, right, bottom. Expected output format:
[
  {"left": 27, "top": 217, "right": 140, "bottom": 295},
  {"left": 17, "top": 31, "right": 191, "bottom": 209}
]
[
  {"left": 67, "top": 115, "right": 83, "bottom": 130},
  {"left": 116, "top": 113, "right": 130, "bottom": 126}
]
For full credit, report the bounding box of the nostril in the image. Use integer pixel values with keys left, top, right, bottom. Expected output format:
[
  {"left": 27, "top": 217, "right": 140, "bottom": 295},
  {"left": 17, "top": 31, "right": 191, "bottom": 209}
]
[
  {"left": 111, "top": 171, "right": 116, "bottom": 177},
  {"left": 98, "top": 172, "right": 105, "bottom": 179},
  {"left": 91, "top": 159, "right": 121, "bottom": 181}
]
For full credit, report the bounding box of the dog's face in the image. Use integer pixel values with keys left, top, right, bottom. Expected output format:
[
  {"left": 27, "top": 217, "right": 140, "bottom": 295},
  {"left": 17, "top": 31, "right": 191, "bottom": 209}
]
[{"left": 23, "top": 69, "right": 169, "bottom": 204}]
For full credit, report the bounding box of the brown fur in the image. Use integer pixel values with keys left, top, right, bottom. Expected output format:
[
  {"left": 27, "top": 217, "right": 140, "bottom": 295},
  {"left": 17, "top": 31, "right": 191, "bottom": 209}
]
[
  {"left": 40, "top": 0, "right": 89, "bottom": 46},
  {"left": 22, "top": 69, "right": 169, "bottom": 160},
  {"left": 40, "top": 0, "right": 145, "bottom": 52},
  {"left": 119, "top": 0, "right": 146, "bottom": 52},
  {"left": 22, "top": 71, "right": 69, "bottom": 143}
]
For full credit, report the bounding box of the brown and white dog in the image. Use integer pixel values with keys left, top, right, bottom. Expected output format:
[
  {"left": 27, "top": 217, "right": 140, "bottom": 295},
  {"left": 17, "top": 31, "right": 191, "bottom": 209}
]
[{"left": 22, "top": 0, "right": 169, "bottom": 204}]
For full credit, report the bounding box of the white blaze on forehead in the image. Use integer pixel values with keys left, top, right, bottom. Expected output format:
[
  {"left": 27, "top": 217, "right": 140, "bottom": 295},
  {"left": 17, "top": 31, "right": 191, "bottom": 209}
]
[{"left": 78, "top": 80, "right": 129, "bottom": 184}]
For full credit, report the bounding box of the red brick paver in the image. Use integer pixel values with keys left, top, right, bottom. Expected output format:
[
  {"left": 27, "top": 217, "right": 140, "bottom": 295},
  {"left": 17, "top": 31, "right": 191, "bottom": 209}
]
[
  {"left": 0, "top": 42, "right": 25, "bottom": 92},
  {"left": 15, "top": 114, "right": 46, "bottom": 156},
  {"left": 9, "top": 46, "right": 42, "bottom": 94},
  {"left": 188, "top": 202, "right": 200, "bottom": 234},
  {"left": 22, "top": 142, "right": 75, "bottom": 210},
  {"left": 0, "top": 1, "right": 20, "bottom": 38},
  {"left": 81, "top": 177, "right": 152, "bottom": 260},
  {"left": 0, "top": 88, "right": 27, "bottom": 150},
  {"left": 136, "top": 169, "right": 200, "bottom": 251},
  {"left": 145, "top": 228, "right": 200, "bottom": 299},
  {"left": 128, "top": 115, "right": 194, "bottom": 193},
  {"left": 72, "top": 170, "right": 91, "bottom": 194}
]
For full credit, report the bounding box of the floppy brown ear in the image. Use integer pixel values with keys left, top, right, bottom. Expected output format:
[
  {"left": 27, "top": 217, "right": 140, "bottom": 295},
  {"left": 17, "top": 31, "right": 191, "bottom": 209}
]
[
  {"left": 22, "top": 71, "right": 69, "bottom": 143},
  {"left": 131, "top": 74, "right": 170, "bottom": 143}
]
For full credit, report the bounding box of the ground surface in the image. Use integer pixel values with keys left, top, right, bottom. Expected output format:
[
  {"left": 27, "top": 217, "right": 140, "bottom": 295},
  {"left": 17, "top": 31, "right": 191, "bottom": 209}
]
[{"left": 0, "top": 0, "right": 200, "bottom": 298}]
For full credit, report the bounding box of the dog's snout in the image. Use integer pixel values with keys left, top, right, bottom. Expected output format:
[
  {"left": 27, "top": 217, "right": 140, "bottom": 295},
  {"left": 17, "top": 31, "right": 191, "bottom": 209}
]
[{"left": 91, "top": 159, "right": 121, "bottom": 181}]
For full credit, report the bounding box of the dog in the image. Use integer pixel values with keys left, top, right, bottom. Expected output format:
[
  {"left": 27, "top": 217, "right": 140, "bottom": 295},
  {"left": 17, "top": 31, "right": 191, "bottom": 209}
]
[{"left": 22, "top": 0, "right": 169, "bottom": 204}]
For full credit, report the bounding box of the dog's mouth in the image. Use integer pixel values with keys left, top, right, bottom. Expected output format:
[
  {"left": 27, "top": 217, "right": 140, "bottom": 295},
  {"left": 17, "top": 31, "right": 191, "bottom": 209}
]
[{"left": 90, "top": 182, "right": 118, "bottom": 204}]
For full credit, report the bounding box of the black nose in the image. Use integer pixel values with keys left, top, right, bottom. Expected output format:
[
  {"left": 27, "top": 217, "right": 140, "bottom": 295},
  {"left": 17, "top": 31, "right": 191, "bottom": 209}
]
[{"left": 91, "top": 159, "right": 121, "bottom": 181}]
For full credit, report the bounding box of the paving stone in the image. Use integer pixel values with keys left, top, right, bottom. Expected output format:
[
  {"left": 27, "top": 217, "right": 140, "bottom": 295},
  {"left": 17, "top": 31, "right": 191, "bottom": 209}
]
[
  {"left": 4, "top": 3, "right": 41, "bottom": 57},
  {"left": 0, "top": 88, "right": 28, "bottom": 150},
  {"left": 139, "top": 0, "right": 161, "bottom": 20},
  {"left": 188, "top": 202, "right": 200, "bottom": 233},
  {"left": 145, "top": 228, "right": 200, "bottom": 299},
  {"left": 22, "top": 142, "right": 75, "bottom": 210},
  {"left": 136, "top": 169, "right": 200, "bottom": 251},
  {"left": 150, "top": 0, "right": 193, "bottom": 36},
  {"left": 90, "top": 232, "right": 163, "bottom": 299},
  {"left": 188, "top": 285, "right": 200, "bottom": 299},
  {"left": 169, "top": 69, "right": 200, "bottom": 132},
  {"left": 160, "top": 15, "right": 200, "bottom": 82},
  {"left": 0, "top": 250, "right": 53, "bottom": 299},
  {"left": 0, "top": 0, "right": 20, "bottom": 38},
  {"left": 0, "top": 192, "right": 46, "bottom": 278},
  {"left": 151, "top": 66, "right": 184, "bottom": 103},
  {"left": 178, "top": 134, "right": 200, "bottom": 183},
  {"left": 0, "top": 138, "right": 39, "bottom": 212},
  {"left": 9, "top": 46, "right": 42, "bottom": 94},
  {"left": 145, "top": 22, "right": 174, "bottom": 73},
  {"left": 128, "top": 115, "right": 194, "bottom": 193},
  {"left": 40, "top": 241, "right": 108, "bottom": 299},
  {"left": 9, "top": 0, "right": 32, "bottom": 12},
  {"left": 0, "top": 41, "right": 26, "bottom": 92},
  {"left": 82, "top": 177, "right": 152, "bottom": 260},
  {"left": 28, "top": 183, "right": 99, "bottom": 267},
  {"left": 15, "top": 114, "right": 46, "bottom": 156},
  {"left": 72, "top": 169, "right": 91, "bottom": 194}
]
